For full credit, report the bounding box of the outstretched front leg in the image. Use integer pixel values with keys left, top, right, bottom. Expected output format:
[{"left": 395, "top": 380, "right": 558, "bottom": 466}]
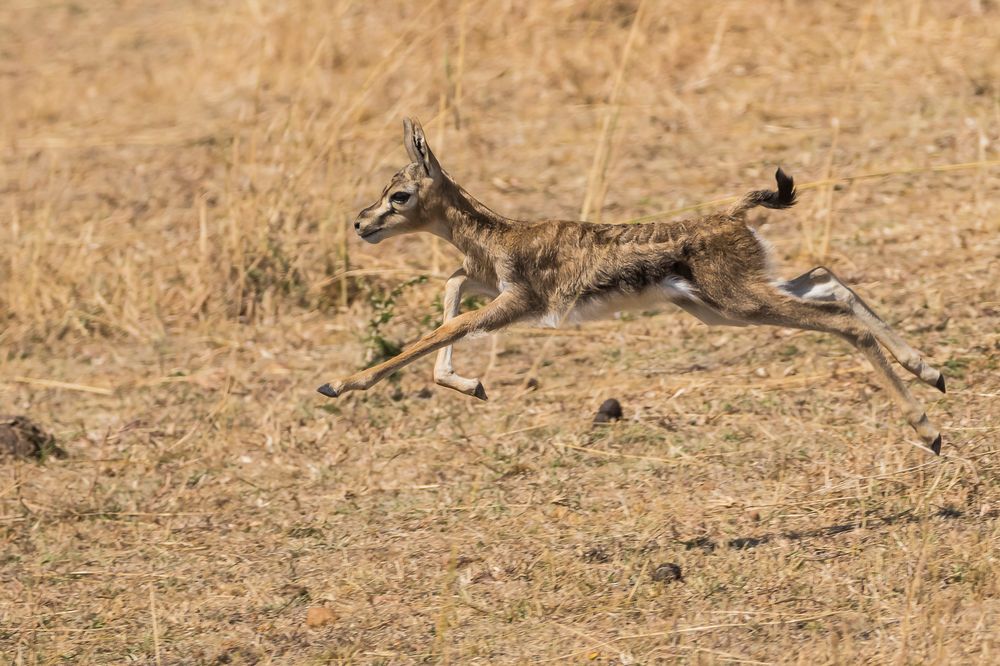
[
  {"left": 432, "top": 269, "right": 499, "bottom": 400},
  {"left": 318, "top": 289, "right": 525, "bottom": 399}
]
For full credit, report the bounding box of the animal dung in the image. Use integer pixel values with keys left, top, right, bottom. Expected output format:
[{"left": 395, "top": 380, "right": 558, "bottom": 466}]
[
  {"left": 650, "top": 562, "right": 683, "bottom": 583},
  {"left": 593, "top": 398, "right": 624, "bottom": 424},
  {"left": 0, "top": 416, "right": 65, "bottom": 461}
]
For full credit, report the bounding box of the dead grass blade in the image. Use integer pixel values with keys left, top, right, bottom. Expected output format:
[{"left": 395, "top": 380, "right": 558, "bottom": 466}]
[
  {"left": 5, "top": 376, "right": 115, "bottom": 395},
  {"left": 624, "top": 159, "right": 1000, "bottom": 224},
  {"left": 580, "top": 0, "right": 648, "bottom": 222}
]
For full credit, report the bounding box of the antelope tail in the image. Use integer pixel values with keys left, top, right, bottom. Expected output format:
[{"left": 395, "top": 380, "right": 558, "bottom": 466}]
[{"left": 729, "top": 168, "right": 797, "bottom": 216}]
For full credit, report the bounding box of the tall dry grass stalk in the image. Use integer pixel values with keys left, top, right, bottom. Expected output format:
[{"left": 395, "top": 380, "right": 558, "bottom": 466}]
[
  {"left": 808, "top": 1, "right": 875, "bottom": 261},
  {"left": 580, "top": 0, "right": 648, "bottom": 223}
]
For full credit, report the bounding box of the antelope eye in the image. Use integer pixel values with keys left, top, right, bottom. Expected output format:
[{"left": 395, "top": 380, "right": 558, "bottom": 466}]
[{"left": 390, "top": 191, "right": 411, "bottom": 205}]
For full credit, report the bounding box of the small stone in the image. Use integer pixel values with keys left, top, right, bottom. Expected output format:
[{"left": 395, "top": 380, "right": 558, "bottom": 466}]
[
  {"left": 416, "top": 387, "right": 433, "bottom": 399},
  {"left": 305, "top": 606, "right": 337, "bottom": 628},
  {"left": 650, "top": 562, "right": 682, "bottom": 583}
]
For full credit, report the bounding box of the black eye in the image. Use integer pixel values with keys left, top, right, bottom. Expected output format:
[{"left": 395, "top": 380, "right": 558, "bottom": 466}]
[{"left": 390, "top": 191, "right": 411, "bottom": 205}]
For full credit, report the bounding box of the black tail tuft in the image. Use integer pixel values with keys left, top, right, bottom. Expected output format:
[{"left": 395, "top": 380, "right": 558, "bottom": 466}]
[
  {"left": 764, "top": 167, "right": 797, "bottom": 209},
  {"left": 764, "top": 167, "right": 795, "bottom": 208},
  {"left": 729, "top": 167, "right": 797, "bottom": 215}
]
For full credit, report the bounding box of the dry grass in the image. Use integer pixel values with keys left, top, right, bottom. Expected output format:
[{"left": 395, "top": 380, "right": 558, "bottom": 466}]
[{"left": 2, "top": 0, "right": 1000, "bottom": 663}]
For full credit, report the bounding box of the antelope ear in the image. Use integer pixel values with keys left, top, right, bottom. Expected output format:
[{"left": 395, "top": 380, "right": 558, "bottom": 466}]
[{"left": 403, "top": 117, "right": 440, "bottom": 179}]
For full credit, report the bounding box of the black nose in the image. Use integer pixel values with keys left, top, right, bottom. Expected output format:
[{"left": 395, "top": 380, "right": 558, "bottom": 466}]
[{"left": 354, "top": 219, "right": 361, "bottom": 231}]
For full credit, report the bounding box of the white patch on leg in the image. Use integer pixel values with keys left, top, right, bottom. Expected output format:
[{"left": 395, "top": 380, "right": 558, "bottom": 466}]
[
  {"left": 802, "top": 281, "right": 839, "bottom": 300},
  {"left": 779, "top": 278, "right": 839, "bottom": 301},
  {"left": 660, "top": 276, "right": 694, "bottom": 300}
]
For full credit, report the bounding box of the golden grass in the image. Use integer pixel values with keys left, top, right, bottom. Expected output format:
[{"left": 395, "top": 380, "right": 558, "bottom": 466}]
[{"left": 2, "top": 0, "right": 1000, "bottom": 663}]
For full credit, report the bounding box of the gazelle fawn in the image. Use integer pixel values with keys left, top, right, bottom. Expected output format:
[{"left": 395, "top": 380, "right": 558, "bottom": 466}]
[{"left": 319, "top": 118, "right": 946, "bottom": 454}]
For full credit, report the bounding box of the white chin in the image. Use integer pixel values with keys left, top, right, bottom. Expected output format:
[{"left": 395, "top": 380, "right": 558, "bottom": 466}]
[{"left": 360, "top": 231, "right": 383, "bottom": 244}]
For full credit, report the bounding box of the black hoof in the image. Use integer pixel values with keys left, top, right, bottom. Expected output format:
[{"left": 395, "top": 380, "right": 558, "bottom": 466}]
[
  {"left": 317, "top": 383, "right": 339, "bottom": 398},
  {"left": 935, "top": 374, "right": 946, "bottom": 394},
  {"left": 930, "top": 435, "right": 942, "bottom": 455},
  {"left": 473, "top": 382, "right": 488, "bottom": 401}
]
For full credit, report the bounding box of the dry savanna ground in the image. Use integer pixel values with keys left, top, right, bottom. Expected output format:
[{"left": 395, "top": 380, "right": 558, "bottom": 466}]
[{"left": 2, "top": 0, "right": 1000, "bottom": 663}]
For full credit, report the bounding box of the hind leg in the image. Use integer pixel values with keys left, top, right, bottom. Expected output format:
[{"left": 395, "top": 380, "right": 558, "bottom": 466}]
[
  {"left": 780, "top": 267, "right": 945, "bottom": 393},
  {"left": 720, "top": 288, "right": 942, "bottom": 453}
]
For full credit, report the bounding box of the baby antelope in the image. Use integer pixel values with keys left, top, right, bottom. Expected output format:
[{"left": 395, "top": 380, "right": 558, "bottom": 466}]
[{"left": 319, "top": 118, "right": 946, "bottom": 454}]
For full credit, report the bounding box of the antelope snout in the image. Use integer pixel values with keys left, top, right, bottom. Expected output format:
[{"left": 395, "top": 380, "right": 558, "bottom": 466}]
[{"left": 354, "top": 210, "right": 384, "bottom": 243}]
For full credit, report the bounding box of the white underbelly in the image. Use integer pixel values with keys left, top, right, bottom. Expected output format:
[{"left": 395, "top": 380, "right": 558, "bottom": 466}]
[{"left": 535, "top": 278, "right": 694, "bottom": 328}]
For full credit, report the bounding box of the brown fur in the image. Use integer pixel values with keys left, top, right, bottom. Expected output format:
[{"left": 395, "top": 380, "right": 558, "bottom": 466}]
[{"left": 320, "top": 118, "right": 946, "bottom": 454}]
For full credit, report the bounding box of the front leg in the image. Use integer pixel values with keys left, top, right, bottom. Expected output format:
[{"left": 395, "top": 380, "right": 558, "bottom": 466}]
[
  {"left": 433, "top": 269, "right": 496, "bottom": 400},
  {"left": 318, "top": 290, "right": 524, "bottom": 399}
]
